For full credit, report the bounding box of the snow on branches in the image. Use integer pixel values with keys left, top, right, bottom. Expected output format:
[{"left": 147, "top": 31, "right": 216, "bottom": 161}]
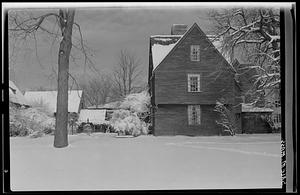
[
  {"left": 119, "top": 90, "right": 150, "bottom": 114},
  {"left": 9, "top": 103, "right": 55, "bottom": 138},
  {"left": 208, "top": 8, "right": 281, "bottom": 103},
  {"left": 214, "top": 100, "right": 238, "bottom": 136},
  {"left": 110, "top": 90, "right": 151, "bottom": 136}
]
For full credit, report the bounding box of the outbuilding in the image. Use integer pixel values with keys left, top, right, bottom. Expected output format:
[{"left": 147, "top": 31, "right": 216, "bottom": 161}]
[{"left": 241, "top": 104, "right": 274, "bottom": 134}]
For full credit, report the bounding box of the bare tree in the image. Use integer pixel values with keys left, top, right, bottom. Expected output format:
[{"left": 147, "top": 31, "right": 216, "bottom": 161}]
[
  {"left": 207, "top": 8, "right": 280, "bottom": 104},
  {"left": 112, "top": 49, "right": 142, "bottom": 98},
  {"left": 81, "top": 74, "right": 113, "bottom": 107},
  {"left": 8, "top": 8, "right": 94, "bottom": 148}
]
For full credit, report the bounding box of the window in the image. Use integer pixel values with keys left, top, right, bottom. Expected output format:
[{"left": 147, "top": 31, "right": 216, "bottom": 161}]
[
  {"left": 188, "top": 105, "right": 201, "bottom": 125},
  {"left": 273, "top": 113, "right": 281, "bottom": 124},
  {"left": 190, "top": 45, "right": 200, "bottom": 61},
  {"left": 188, "top": 74, "right": 201, "bottom": 92}
]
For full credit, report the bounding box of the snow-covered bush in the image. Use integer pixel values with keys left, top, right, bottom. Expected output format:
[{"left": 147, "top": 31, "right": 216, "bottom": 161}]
[
  {"left": 9, "top": 103, "right": 55, "bottom": 138},
  {"left": 28, "top": 99, "right": 53, "bottom": 117},
  {"left": 110, "top": 109, "right": 149, "bottom": 136},
  {"left": 21, "top": 108, "right": 55, "bottom": 129},
  {"left": 109, "top": 91, "right": 150, "bottom": 136},
  {"left": 214, "top": 100, "right": 237, "bottom": 136},
  {"left": 119, "top": 90, "right": 150, "bottom": 114}
]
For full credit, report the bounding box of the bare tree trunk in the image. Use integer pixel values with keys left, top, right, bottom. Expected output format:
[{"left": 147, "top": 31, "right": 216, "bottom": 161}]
[{"left": 54, "top": 9, "right": 75, "bottom": 148}]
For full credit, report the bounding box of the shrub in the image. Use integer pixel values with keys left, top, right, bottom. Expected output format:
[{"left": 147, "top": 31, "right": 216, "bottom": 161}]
[
  {"left": 109, "top": 90, "right": 151, "bottom": 137},
  {"left": 119, "top": 90, "right": 150, "bottom": 113},
  {"left": 9, "top": 104, "right": 55, "bottom": 138},
  {"left": 214, "top": 100, "right": 238, "bottom": 136},
  {"left": 29, "top": 99, "right": 53, "bottom": 117},
  {"left": 110, "top": 109, "right": 149, "bottom": 136},
  {"left": 10, "top": 123, "right": 29, "bottom": 137}
]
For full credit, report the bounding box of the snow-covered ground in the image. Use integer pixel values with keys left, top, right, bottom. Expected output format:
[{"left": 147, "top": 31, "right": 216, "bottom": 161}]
[{"left": 10, "top": 133, "right": 282, "bottom": 191}]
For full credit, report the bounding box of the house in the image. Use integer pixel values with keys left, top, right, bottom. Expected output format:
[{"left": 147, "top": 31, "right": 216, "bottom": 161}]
[
  {"left": 24, "top": 90, "right": 84, "bottom": 118},
  {"left": 148, "top": 23, "right": 240, "bottom": 136},
  {"left": 9, "top": 80, "right": 30, "bottom": 107}
]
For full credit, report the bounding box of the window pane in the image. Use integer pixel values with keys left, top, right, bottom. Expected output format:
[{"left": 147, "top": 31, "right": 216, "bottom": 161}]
[
  {"left": 188, "top": 75, "right": 200, "bottom": 92},
  {"left": 188, "top": 105, "right": 201, "bottom": 125},
  {"left": 191, "top": 45, "right": 200, "bottom": 61}
]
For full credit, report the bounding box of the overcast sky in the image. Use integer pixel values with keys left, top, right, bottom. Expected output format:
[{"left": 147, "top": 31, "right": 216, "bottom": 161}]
[
  {"left": 7, "top": 5, "right": 217, "bottom": 91},
  {"left": 7, "top": 3, "right": 286, "bottom": 91}
]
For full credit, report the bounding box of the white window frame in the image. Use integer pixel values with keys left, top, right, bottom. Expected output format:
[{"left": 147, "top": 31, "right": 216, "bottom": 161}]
[
  {"left": 190, "top": 45, "right": 200, "bottom": 61},
  {"left": 187, "top": 74, "right": 201, "bottom": 92},
  {"left": 188, "top": 105, "right": 201, "bottom": 125}
]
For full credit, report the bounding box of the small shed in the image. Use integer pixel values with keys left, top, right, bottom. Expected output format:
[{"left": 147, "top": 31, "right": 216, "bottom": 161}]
[
  {"left": 87, "top": 101, "right": 121, "bottom": 120},
  {"left": 241, "top": 104, "right": 274, "bottom": 134},
  {"left": 78, "top": 109, "right": 107, "bottom": 124},
  {"left": 78, "top": 109, "right": 111, "bottom": 133}
]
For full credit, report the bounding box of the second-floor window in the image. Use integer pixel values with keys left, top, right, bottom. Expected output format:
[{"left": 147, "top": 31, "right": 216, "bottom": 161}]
[
  {"left": 188, "top": 105, "right": 201, "bottom": 125},
  {"left": 188, "top": 74, "right": 201, "bottom": 92},
  {"left": 190, "top": 45, "right": 200, "bottom": 61}
]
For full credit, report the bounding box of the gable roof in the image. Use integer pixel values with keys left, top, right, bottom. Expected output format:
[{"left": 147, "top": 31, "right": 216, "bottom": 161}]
[
  {"left": 87, "top": 101, "right": 121, "bottom": 110},
  {"left": 9, "top": 80, "right": 29, "bottom": 106},
  {"left": 24, "top": 90, "right": 83, "bottom": 113},
  {"left": 150, "top": 23, "right": 233, "bottom": 72}
]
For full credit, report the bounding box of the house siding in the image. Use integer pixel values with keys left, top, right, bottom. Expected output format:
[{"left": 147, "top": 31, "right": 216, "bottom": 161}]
[
  {"left": 154, "top": 27, "right": 235, "bottom": 105},
  {"left": 154, "top": 104, "right": 222, "bottom": 136}
]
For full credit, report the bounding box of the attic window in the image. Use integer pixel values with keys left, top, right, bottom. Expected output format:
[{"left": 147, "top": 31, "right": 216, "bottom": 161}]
[
  {"left": 190, "top": 45, "right": 200, "bottom": 61},
  {"left": 188, "top": 74, "right": 201, "bottom": 92}
]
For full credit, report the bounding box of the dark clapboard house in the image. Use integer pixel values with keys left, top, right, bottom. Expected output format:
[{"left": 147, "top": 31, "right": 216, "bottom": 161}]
[{"left": 148, "top": 23, "right": 241, "bottom": 136}]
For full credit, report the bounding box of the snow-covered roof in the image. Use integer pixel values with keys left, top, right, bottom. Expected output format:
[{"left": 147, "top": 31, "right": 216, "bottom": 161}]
[
  {"left": 78, "top": 109, "right": 107, "bottom": 124},
  {"left": 241, "top": 103, "right": 273, "bottom": 113},
  {"left": 151, "top": 35, "right": 182, "bottom": 71},
  {"left": 150, "top": 24, "right": 224, "bottom": 72},
  {"left": 9, "top": 80, "right": 29, "bottom": 106},
  {"left": 24, "top": 90, "right": 83, "bottom": 113},
  {"left": 87, "top": 101, "right": 121, "bottom": 109}
]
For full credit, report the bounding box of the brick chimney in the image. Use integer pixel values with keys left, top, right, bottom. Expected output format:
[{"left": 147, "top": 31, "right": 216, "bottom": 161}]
[{"left": 171, "top": 24, "right": 188, "bottom": 35}]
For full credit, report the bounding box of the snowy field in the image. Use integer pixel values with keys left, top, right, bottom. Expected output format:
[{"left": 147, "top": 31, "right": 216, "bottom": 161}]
[{"left": 10, "top": 133, "right": 282, "bottom": 191}]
